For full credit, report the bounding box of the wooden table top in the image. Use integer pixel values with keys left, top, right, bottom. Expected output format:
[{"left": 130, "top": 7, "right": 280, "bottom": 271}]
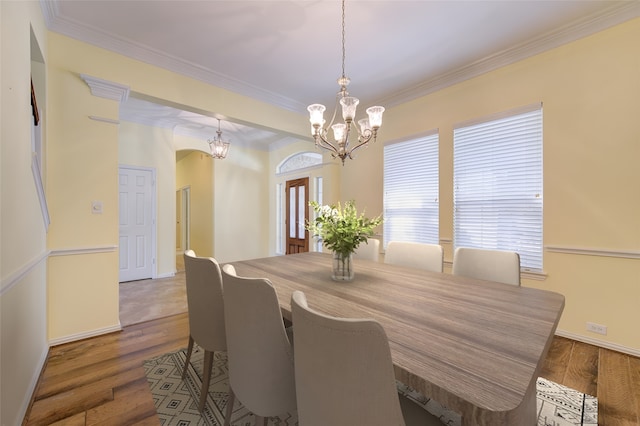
[{"left": 230, "top": 252, "right": 565, "bottom": 425}]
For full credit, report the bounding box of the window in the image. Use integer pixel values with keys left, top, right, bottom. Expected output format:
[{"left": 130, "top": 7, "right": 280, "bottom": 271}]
[
  {"left": 277, "top": 152, "right": 322, "bottom": 174},
  {"left": 384, "top": 132, "right": 439, "bottom": 248},
  {"left": 453, "top": 104, "right": 543, "bottom": 271}
]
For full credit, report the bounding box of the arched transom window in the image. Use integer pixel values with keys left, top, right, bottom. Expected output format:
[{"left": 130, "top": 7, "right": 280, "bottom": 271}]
[{"left": 277, "top": 152, "right": 322, "bottom": 174}]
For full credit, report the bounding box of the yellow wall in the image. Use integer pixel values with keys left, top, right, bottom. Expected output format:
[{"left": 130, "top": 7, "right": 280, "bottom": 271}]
[
  {"left": 213, "top": 144, "right": 271, "bottom": 263},
  {"left": 46, "top": 37, "right": 121, "bottom": 342},
  {"left": 341, "top": 18, "right": 640, "bottom": 351}
]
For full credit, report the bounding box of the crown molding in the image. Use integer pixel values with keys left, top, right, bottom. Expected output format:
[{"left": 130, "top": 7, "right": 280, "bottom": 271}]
[
  {"left": 43, "top": 1, "right": 303, "bottom": 112},
  {"left": 377, "top": 1, "right": 640, "bottom": 107},
  {"left": 44, "top": 1, "right": 639, "bottom": 112}
]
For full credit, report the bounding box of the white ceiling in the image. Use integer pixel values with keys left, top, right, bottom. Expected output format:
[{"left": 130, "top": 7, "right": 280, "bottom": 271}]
[{"left": 41, "top": 0, "right": 639, "bottom": 150}]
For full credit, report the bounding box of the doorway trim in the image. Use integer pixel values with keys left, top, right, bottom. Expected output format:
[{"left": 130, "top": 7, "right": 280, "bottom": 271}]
[{"left": 176, "top": 185, "right": 191, "bottom": 254}]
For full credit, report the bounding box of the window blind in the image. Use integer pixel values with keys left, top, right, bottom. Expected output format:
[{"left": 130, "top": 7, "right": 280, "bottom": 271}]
[
  {"left": 453, "top": 107, "right": 543, "bottom": 271},
  {"left": 384, "top": 133, "right": 439, "bottom": 249}
]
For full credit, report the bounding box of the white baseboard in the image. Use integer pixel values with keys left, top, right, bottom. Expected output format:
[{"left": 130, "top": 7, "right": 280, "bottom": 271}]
[
  {"left": 49, "top": 323, "right": 122, "bottom": 347},
  {"left": 555, "top": 329, "right": 640, "bottom": 358},
  {"left": 156, "top": 271, "right": 176, "bottom": 279},
  {"left": 15, "top": 345, "right": 49, "bottom": 426}
]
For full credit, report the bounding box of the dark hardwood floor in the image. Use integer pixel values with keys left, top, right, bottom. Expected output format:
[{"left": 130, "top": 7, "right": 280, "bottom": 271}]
[{"left": 22, "top": 309, "right": 640, "bottom": 425}]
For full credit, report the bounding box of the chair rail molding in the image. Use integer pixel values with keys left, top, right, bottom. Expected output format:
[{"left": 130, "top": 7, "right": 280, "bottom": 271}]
[
  {"left": 0, "top": 250, "right": 50, "bottom": 296},
  {"left": 49, "top": 245, "right": 118, "bottom": 257},
  {"left": 545, "top": 245, "right": 640, "bottom": 260}
]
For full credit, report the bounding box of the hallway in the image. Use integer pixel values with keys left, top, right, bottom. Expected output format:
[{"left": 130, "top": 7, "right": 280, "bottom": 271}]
[{"left": 119, "top": 255, "right": 187, "bottom": 326}]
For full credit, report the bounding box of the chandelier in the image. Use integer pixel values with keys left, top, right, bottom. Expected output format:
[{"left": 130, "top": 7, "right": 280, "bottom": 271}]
[
  {"left": 307, "top": 0, "right": 384, "bottom": 165},
  {"left": 209, "top": 119, "right": 230, "bottom": 159}
]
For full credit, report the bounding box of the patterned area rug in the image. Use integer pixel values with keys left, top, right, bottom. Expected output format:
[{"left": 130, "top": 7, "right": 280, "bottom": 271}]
[
  {"left": 144, "top": 347, "right": 296, "bottom": 425},
  {"left": 144, "top": 348, "right": 597, "bottom": 426}
]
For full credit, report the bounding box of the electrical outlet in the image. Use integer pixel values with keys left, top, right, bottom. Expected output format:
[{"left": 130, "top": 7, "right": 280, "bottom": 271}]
[{"left": 586, "top": 322, "right": 607, "bottom": 335}]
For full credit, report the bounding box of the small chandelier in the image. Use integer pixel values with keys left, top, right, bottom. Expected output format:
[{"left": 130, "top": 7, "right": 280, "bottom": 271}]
[
  {"left": 307, "top": 0, "right": 384, "bottom": 165},
  {"left": 209, "top": 118, "right": 230, "bottom": 159}
]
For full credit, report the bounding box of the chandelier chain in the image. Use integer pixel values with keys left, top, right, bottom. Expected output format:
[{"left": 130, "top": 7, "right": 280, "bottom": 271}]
[{"left": 341, "top": 0, "right": 346, "bottom": 80}]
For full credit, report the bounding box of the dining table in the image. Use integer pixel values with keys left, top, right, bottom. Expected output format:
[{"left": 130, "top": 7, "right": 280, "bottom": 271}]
[{"left": 229, "top": 251, "right": 565, "bottom": 426}]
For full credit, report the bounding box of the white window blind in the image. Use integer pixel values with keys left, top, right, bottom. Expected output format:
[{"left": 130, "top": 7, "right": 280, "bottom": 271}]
[
  {"left": 384, "top": 133, "right": 439, "bottom": 248},
  {"left": 453, "top": 106, "right": 543, "bottom": 271}
]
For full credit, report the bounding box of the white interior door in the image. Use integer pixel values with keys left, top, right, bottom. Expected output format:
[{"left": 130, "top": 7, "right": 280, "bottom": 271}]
[{"left": 119, "top": 166, "right": 154, "bottom": 282}]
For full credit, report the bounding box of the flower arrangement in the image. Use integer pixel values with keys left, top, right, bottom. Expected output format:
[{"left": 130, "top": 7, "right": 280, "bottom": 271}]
[{"left": 307, "top": 200, "right": 383, "bottom": 257}]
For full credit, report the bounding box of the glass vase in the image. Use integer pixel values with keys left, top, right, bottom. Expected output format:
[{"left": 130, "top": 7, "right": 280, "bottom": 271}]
[{"left": 332, "top": 252, "right": 354, "bottom": 282}]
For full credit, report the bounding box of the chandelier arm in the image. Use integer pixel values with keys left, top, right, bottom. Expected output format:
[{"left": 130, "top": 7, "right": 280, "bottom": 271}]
[
  {"left": 325, "top": 93, "right": 342, "bottom": 131},
  {"left": 313, "top": 134, "right": 341, "bottom": 155},
  {"left": 345, "top": 131, "right": 376, "bottom": 157}
]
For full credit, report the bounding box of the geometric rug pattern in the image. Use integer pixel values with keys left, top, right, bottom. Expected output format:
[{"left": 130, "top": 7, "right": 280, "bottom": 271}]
[
  {"left": 535, "top": 377, "right": 598, "bottom": 426},
  {"left": 143, "top": 347, "right": 296, "bottom": 425},
  {"left": 144, "top": 347, "right": 597, "bottom": 426}
]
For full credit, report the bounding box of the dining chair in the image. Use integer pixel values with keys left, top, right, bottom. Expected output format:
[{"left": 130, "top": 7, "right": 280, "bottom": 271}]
[
  {"left": 353, "top": 238, "right": 380, "bottom": 262},
  {"left": 384, "top": 241, "right": 444, "bottom": 273},
  {"left": 221, "top": 267, "right": 296, "bottom": 426},
  {"left": 452, "top": 247, "right": 521, "bottom": 286},
  {"left": 182, "top": 250, "right": 227, "bottom": 412},
  {"left": 290, "top": 290, "right": 442, "bottom": 426}
]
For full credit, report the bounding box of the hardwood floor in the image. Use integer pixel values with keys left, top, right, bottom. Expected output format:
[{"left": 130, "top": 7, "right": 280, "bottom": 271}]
[
  {"left": 22, "top": 274, "right": 640, "bottom": 425},
  {"left": 24, "top": 313, "right": 190, "bottom": 426}
]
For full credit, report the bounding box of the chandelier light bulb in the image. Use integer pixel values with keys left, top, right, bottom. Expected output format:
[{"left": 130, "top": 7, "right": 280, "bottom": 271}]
[
  {"left": 307, "top": 104, "right": 326, "bottom": 128},
  {"left": 339, "top": 97, "right": 359, "bottom": 122},
  {"left": 358, "top": 118, "right": 370, "bottom": 134},
  {"left": 366, "top": 106, "right": 385, "bottom": 128},
  {"left": 332, "top": 123, "right": 346, "bottom": 142}
]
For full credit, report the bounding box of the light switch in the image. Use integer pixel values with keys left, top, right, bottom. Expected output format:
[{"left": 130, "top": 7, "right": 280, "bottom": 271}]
[{"left": 91, "top": 201, "right": 103, "bottom": 214}]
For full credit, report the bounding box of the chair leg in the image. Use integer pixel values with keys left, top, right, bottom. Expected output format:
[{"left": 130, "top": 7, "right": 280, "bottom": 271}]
[
  {"left": 224, "top": 386, "right": 236, "bottom": 426},
  {"left": 199, "top": 350, "right": 214, "bottom": 412},
  {"left": 182, "top": 335, "right": 194, "bottom": 379}
]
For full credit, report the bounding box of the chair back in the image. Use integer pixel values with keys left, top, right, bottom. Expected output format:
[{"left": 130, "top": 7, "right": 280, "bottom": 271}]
[
  {"left": 452, "top": 247, "right": 521, "bottom": 286},
  {"left": 384, "top": 241, "right": 443, "bottom": 273},
  {"left": 291, "top": 290, "right": 405, "bottom": 426},
  {"left": 183, "top": 250, "right": 226, "bottom": 351},
  {"left": 353, "top": 238, "right": 380, "bottom": 262},
  {"left": 221, "top": 269, "right": 296, "bottom": 417}
]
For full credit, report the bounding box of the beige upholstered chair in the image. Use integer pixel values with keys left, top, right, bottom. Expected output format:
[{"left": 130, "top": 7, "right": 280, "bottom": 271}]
[
  {"left": 182, "top": 250, "right": 227, "bottom": 412},
  {"left": 452, "top": 247, "right": 521, "bottom": 286},
  {"left": 384, "top": 241, "right": 444, "bottom": 273},
  {"left": 290, "top": 291, "right": 442, "bottom": 426},
  {"left": 353, "top": 238, "right": 381, "bottom": 262},
  {"left": 221, "top": 268, "right": 296, "bottom": 426}
]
